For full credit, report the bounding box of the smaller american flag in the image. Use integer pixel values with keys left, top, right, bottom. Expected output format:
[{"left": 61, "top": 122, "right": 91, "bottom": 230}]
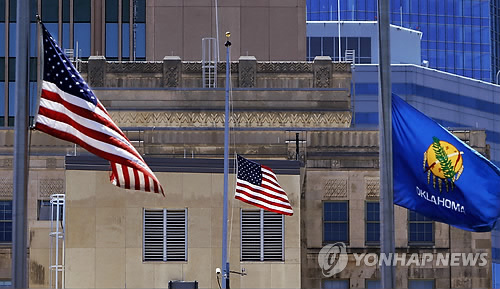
[
  {"left": 235, "top": 155, "right": 293, "bottom": 216},
  {"left": 35, "top": 23, "right": 164, "bottom": 195}
]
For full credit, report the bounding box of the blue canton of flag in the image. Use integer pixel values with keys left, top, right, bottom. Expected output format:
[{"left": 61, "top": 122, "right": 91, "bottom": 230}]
[{"left": 393, "top": 93, "right": 500, "bottom": 232}]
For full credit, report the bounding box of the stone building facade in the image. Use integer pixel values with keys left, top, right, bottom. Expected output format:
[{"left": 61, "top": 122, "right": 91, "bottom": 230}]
[{"left": 0, "top": 57, "right": 493, "bottom": 288}]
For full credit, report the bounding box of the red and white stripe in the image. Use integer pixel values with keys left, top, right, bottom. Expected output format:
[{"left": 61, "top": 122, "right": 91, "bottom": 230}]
[
  {"left": 35, "top": 81, "right": 164, "bottom": 195},
  {"left": 235, "top": 165, "right": 293, "bottom": 216}
]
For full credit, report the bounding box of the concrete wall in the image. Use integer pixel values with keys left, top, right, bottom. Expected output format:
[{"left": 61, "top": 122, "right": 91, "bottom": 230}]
[
  {"left": 62, "top": 163, "right": 301, "bottom": 288},
  {"left": 146, "top": 0, "right": 306, "bottom": 61}
]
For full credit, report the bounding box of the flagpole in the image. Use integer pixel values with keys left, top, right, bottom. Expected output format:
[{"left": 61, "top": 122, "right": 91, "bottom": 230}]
[
  {"left": 12, "top": 0, "right": 30, "bottom": 287},
  {"left": 221, "top": 32, "right": 231, "bottom": 289},
  {"left": 377, "top": 0, "right": 395, "bottom": 287}
]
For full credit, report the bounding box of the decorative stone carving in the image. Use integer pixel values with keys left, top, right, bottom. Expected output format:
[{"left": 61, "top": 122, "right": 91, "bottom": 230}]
[
  {"left": 365, "top": 177, "right": 380, "bottom": 199},
  {"left": 313, "top": 56, "right": 332, "bottom": 88},
  {"left": 238, "top": 56, "right": 257, "bottom": 88},
  {"left": 163, "top": 56, "right": 181, "bottom": 87},
  {"left": 46, "top": 158, "right": 57, "bottom": 168},
  {"left": 0, "top": 178, "right": 13, "bottom": 198},
  {"left": 109, "top": 111, "right": 352, "bottom": 128},
  {"left": 39, "top": 179, "right": 64, "bottom": 199},
  {"left": 87, "top": 56, "right": 106, "bottom": 87},
  {"left": 107, "top": 61, "right": 162, "bottom": 73},
  {"left": 257, "top": 62, "right": 312, "bottom": 73},
  {"left": 332, "top": 62, "right": 351, "bottom": 73},
  {"left": 2, "top": 159, "right": 12, "bottom": 168},
  {"left": 323, "top": 178, "right": 348, "bottom": 199}
]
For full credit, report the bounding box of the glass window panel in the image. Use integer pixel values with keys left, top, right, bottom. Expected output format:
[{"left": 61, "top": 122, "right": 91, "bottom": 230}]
[
  {"left": 135, "top": 0, "right": 146, "bottom": 23},
  {"left": 106, "top": 0, "right": 118, "bottom": 22},
  {"left": 324, "top": 223, "right": 348, "bottom": 242},
  {"left": 366, "top": 280, "right": 382, "bottom": 289},
  {"left": 9, "top": 0, "right": 16, "bottom": 22},
  {"left": 62, "top": 23, "right": 70, "bottom": 50},
  {"left": 74, "top": 23, "right": 91, "bottom": 58},
  {"left": 30, "top": 23, "right": 37, "bottom": 57},
  {"left": 29, "top": 81, "right": 37, "bottom": 117},
  {"left": 359, "top": 37, "right": 371, "bottom": 57},
  {"left": 310, "top": 37, "right": 321, "bottom": 59},
  {"left": 323, "top": 37, "right": 333, "bottom": 58},
  {"left": 106, "top": 23, "right": 119, "bottom": 58},
  {"left": 0, "top": 58, "right": 3, "bottom": 81},
  {"left": 464, "top": 52, "right": 472, "bottom": 69},
  {"left": 481, "top": 1, "right": 489, "bottom": 17},
  {"left": 408, "top": 279, "right": 435, "bottom": 289},
  {"left": 123, "top": 0, "right": 130, "bottom": 22},
  {"left": 445, "top": 24, "right": 454, "bottom": 42},
  {"left": 446, "top": 51, "right": 455, "bottom": 68},
  {"left": 0, "top": 24, "right": 4, "bottom": 57},
  {"left": 135, "top": 23, "right": 146, "bottom": 59},
  {"left": 8, "top": 23, "right": 15, "bottom": 57},
  {"left": 464, "top": 26, "right": 472, "bottom": 43},
  {"left": 463, "top": 0, "right": 471, "bottom": 17},
  {"left": 63, "top": 0, "right": 70, "bottom": 22},
  {"left": 8, "top": 82, "right": 14, "bottom": 117},
  {"left": 42, "top": 0, "right": 59, "bottom": 22},
  {"left": 8, "top": 57, "right": 15, "bottom": 82},
  {"left": 74, "top": 0, "right": 91, "bottom": 22},
  {"left": 0, "top": 82, "right": 4, "bottom": 116},
  {"left": 437, "top": 50, "right": 445, "bottom": 68},
  {"left": 323, "top": 280, "right": 349, "bottom": 289},
  {"left": 0, "top": 0, "right": 4, "bottom": 22},
  {"left": 122, "top": 23, "right": 130, "bottom": 58}
]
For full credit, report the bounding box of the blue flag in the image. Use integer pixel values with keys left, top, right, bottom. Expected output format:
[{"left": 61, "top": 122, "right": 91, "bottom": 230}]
[{"left": 393, "top": 93, "right": 500, "bottom": 232}]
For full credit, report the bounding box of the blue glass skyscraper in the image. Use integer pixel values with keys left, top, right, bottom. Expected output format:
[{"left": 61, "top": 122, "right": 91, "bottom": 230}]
[{"left": 306, "top": 0, "right": 496, "bottom": 82}]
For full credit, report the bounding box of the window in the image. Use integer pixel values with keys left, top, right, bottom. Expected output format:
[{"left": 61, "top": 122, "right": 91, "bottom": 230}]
[
  {"left": 322, "top": 279, "right": 349, "bottom": 289},
  {"left": 365, "top": 202, "right": 380, "bottom": 245},
  {"left": 365, "top": 279, "right": 382, "bottom": 289},
  {"left": 241, "top": 209, "right": 284, "bottom": 261},
  {"left": 408, "top": 279, "right": 435, "bottom": 289},
  {"left": 0, "top": 280, "right": 11, "bottom": 288},
  {"left": 0, "top": 201, "right": 12, "bottom": 243},
  {"left": 408, "top": 210, "right": 434, "bottom": 245},
  {"left": 37, "top": 200, "right": 64, "bottom": 221},
  {"left": 323, "top": 201, "right": 348, "bottom": 243},
  {"left": 143, "top": 209, "right": 187, "bottom": 261}
]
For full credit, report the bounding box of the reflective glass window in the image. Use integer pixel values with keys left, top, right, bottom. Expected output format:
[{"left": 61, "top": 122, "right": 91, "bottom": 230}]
[
  {"left": 365, "top": 202, "right": 379, "bottom": 244},
  {"left": 106, "top": 23, "right": 118, "bottom": 59},
  {"left": 74, "top": 23, "right": 91, "bottom": 57},
  {"left": 0, "top": 58, "right": 4, "bottom": 81},
  {"left": 135, "top": 0, "right": 146, "bottom": 23},
  {"left": 135, "top": 23, "right": 146, "bottom": 59},
  {"left": 122, "top": 23, "right": 130, "bottom": 58},
  {"left": 0, "top": 0, "right": 4, "bottom": 22},
  {"left": 0, "top": 82, "right": 4, "bottom": 118},
  {"left": 408, "top": 211, "right": 433, "bottom": 244},
  {"left": 74, "top": 0, "right": 91, "bottom": 22},
  {"left": 0, "top": 24, "right": 4, "bottom": 57},
  {"left": 8, "top": 23, "right": 15, "bottom": 57},
  {"left": 63, "top": 0, "right": 70, "bottom": 22},
  {"left": 42, "top": 0, "right": 59, "bottom": 22},
  {"left": 0, "top": 201, "right": 12, "bottom": 243},
  {"left": 324, "top": 201, "right": 349, "bottom": 243},
  {"left": 9, "top": 0, "right": 16, "bottom": 22},
  {"left": 123, "top": 0, "right": 130, "bottom": 22},
  {"left": 323, "top": 37, "right": 333, "bottom": 58},
  {"left": 8, "top": 82, "right": 14, "bottom": 118},
  {"left": 106, "top": 0, "right": 118, "bottom": 22}
]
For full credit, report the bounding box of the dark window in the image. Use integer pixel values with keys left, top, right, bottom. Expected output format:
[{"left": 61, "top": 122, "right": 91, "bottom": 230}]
[
  {"left": 408, "top": 279, "right": 435, "bottom": 289},
  {"left": 241, "top": 209, "right": 284, "bottom": 261},
  {"left": 309, "top": 37, "right": 321, "bottom": 60},
  {"left": 62, "top": 0, "right": 70, "bottom": 22},
  {"left": 106, "top": 0, "right": 119, "bottom": 22},
  {"left": 322, "top": 279, "right": 349, "bottom": 289},
  {"left": 365, "top": 202, "right": 379, "bottom": 245},
  {"left": 0, "top": 0, "right": 5, "bottom": 22},
  {"left": 0, "top": 58, "right": 4, "bottom": 81},
  {"left": 74, "top": 0, "right": 91, "bottom": 22},
  {"left": 408, "top": 211, "right": 434, "bottom": 245},
  {"left": 42, "top": 0, "right": 59, "bottom": 22},
  {"left": 37, "top": 200, "right": 64, "bottom": 221},
  {"left": 122, "top": 0, "right": 130, "bottom": 22},
  {"left": 9, "top": 0, "right": 16, "bottom": 22},
  {"left": 366, "top": 279, "right": 382, "bottom": 289},
  {"left": 323, "top": 37, "right": 333, "bottom": 58},
  {"left": 135, "top": 0, "right": 146, "bottom": 23},
  {"left": 0, "top": 201, "right": 12, "bottom": 243},
  {"left": 323, "top": 201, "right": 348, "bottom": 243}
]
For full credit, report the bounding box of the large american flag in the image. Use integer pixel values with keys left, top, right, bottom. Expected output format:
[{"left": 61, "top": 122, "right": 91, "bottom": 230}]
[
  {"left": 35, "top": 24, "right": 164, "bottom": 195},
  {"left": 235, "top": 155, "right": 293, "bottom": 216}
]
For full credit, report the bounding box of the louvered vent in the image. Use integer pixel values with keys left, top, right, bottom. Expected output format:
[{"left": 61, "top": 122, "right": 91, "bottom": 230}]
[
  {"left": 241, "top": 209, "right": 283, "bottom": 261},
  {"left": 143, "top": 209, "right": 187, "bottom": 261}
]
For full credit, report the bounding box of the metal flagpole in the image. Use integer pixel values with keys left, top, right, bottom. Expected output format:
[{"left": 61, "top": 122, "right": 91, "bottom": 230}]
[
  {"left": 13, "top": 0, "right": 30, "bottom": 287},
  {"left": 221, "top": 32, "right": 232, "bottom": 289},
  {"left": 377, "top": 0, "right": 396, "bottom": 287}
]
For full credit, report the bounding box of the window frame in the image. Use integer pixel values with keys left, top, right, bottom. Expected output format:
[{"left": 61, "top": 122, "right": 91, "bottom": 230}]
[
  {"left": 365, "top": 201, "right": 380, "bottom": 246},
  {"left": 143, "top": 208, "right": 188, "bottom": 262},
  {"left": 0, "top": 200, "right": 12, "bottom": 243},
  {"left": 323, "top": 200, "right": 349, "bottom": 244},
  {"left": 408, "top": 210, "right": 434, "bottom": 246}
]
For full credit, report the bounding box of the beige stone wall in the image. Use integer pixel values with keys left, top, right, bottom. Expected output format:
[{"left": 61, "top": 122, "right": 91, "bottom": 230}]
[{"left": 63, "top": 169, "right": 300, "bottom": 288}]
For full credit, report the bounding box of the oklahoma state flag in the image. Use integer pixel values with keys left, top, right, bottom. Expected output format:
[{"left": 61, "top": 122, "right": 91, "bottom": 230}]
[{"left": 393, "top": 94, "right": 500, "bottom": 232}]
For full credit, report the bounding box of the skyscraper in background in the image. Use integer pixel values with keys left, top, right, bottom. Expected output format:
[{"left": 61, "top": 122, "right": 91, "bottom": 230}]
[{"left": 306, "top": 0, "right": 498, "bottom": 83}]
